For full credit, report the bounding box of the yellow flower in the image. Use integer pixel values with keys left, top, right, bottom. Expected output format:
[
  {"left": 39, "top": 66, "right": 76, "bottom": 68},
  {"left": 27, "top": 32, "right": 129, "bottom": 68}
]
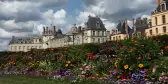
[
  {"left": 96, "top": 74, "right": 99, "bottom": 77},
  {"left": 65, "top": 64, "right": 68, "bottom": 67},
  {"left": 32, "top": 64, "right": 35, "bottom": 66},
  {"left": 138, "top": 63, "right": 143, "bottom": 68},
  {"left": 115, "top": 61, "right": 118, "bottom": 67},
  {"left": 66, "top": 61, "right": 71, "bottom": 64},
  {"left": 103, "top": 74, "right": 107, "bottom": 77},
  {"left": 124, "top": 65, "right": 129, "bottom": 69}
]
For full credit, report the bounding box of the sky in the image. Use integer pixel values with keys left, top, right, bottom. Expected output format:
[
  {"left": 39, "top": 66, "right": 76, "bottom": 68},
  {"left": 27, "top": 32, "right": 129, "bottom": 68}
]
[{"left": 0, "top": 0, "right": 156, "bottom": 51}]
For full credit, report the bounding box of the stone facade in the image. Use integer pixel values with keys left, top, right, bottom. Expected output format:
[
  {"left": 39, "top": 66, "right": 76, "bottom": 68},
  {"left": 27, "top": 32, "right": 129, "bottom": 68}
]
[
  {"left": 8, "top": 16, "right": 107, "bottom": 52},
  {"left": 111, "top": 19, "right": 132, "bottom": 41},
  {"left": 145, "top": 0, "right": 168, "bottom": 36},
  {"left": 8, "top": 36, "right": 42, "bottom": 52}
]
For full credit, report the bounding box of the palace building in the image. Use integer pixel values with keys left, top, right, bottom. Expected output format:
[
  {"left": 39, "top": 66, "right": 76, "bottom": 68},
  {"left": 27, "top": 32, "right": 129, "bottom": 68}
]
[
  {"left": 8, "top": 16, "right": 108, "bottom": 52},
  {"left": 145, "top": 0, "right": 168, "bottom": 36}
]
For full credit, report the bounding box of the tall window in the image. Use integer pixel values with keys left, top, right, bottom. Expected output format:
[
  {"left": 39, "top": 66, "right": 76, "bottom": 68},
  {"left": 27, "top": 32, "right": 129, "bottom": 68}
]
[
  {"left": 156, "top": 28, "right": 158, "bottom": 34},
  {"left": 93, "top": 38, "right": 95, "bottom": 43},
  {"left": 150, "top": 30, "right": 152, "bottom": 35},
  {"left": 97, "top": 31, "right": 99, "bottom": 36},
  {"left": 155, "top": 17, "right": 157, "bottom": 25},
  {"left": 116, "top": 36, "right": 118, "bottom": 40},
  {"left": 102, "top": 31, "right": 104, "bottom": 36},
  {"left": 113, "top": 37, "right": 115, "bottom": 40},
  {"left": 163, "top": 26, "right": 166, "bottom": 33},
  {"left": 93, "top": 31, "right": 95, "bottom": 36},
  {"left": 102, "top": 38, "right": 104, "bottom": 42},
  {"left": 23, "top": 46, "right": 25, "bottom": 50},
  {"left": 162, "top": 15, "right": 166, "bottom": 24},
  {"left": 98, "top": 38, "right": 100, "bottom": 43},
  {"left": 27, "top": 46, "right": 29, "bottom": 50}
]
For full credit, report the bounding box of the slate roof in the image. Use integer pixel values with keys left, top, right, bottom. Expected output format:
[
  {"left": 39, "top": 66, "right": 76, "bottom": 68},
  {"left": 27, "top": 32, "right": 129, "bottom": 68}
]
[
  {"left": 85, "top": 16, "right": 106, "bottom": 30},
  {"left": 135, "top": 18, "right": 149, "bottom": 32},
  {"left": 116, "top": 20, "right": 132, "bottom": 34},
  {"left": 9, "top": 37, "right": 34, "bottom": 44}
]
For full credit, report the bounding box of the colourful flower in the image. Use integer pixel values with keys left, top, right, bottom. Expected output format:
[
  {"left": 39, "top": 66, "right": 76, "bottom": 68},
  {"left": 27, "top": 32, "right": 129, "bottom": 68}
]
[
  {"left": 66, "top": 61, "right": 70, "bottom": 64},
  {"left": 138, "top": 56, "right": 141, "bottom": 60},
  {"left": 138, "top": 63, "right": 143, "bottom": 68},
  {"left": 117, "top": 76, "right": 120, "bottom": 79},
  {"left": 130, "top": 49, "right": 133, "bottom": 52},
  {"left": 124, "top": 65, "right": 129, "bottom": 69},
  {"left": 65, "top": 64, "right": 68, "bottom": 67},
  {"left": 96, "top": 74, "right": 99, "bottom": 77}
]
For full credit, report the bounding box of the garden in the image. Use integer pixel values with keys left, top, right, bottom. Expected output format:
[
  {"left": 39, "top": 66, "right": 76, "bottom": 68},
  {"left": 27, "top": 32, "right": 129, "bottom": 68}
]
[{"left": 1, "top": 34, "right": 168, "bottom": 84}]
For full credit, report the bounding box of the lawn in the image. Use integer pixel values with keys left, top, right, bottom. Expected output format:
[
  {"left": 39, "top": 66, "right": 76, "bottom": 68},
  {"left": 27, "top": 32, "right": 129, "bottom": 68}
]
[
  {"left": 0, "top": 75, "right": 103, "bottom": 84},
  {"left": 0, "top": 75, "right": 70, "bottom": 84}
]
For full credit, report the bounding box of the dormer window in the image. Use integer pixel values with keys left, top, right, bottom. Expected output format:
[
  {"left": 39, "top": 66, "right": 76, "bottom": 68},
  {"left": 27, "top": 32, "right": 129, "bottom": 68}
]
[
  {"left": 96, "top": 21, "right": 100, "bottom": 28},
  {"left": 161, "top": 4, "right": 166, "bottom": 11}
]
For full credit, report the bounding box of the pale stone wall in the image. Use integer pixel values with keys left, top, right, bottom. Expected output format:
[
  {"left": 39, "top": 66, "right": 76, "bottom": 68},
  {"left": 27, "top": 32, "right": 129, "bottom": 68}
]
[
  {"left": 111, "top": 34, "right": 128, "bottom": 41},
  {"left": 145, "top": 11, "right": 168, "bottom": 36},
  {"left": 8, "top": 43, "right": 42, "bottom": 52}
]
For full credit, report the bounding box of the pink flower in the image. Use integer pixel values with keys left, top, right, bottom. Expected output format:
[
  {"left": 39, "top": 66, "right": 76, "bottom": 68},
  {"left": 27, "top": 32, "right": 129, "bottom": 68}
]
[
  {"left": 152, "top": 68, "right": 156, "bottom": 73},
  {"left": 79, "top": 68, "right": 83, "bottom": 71},
  {"left": 83, "top": 64, "right": 86, "bottom": 66},
  {"left": 81, "top": 71, "right": 86, "bottom": 75}
]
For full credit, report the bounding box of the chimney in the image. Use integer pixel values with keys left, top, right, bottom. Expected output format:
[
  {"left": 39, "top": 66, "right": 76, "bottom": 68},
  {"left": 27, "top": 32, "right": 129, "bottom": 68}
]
[
  {"left": 53, "top": 26, "right": 56, "bottom": 33},
  {"left": 78, "top": 26, "right": 82, "bottom": 32},
  {"left": 132, "top": 18, "right": 136, "bottom": 33},
  {"left": 156, "top": 0, "right": 160, "bottom": 6},
  {"left": 46, "top": 27, "right": 48, "bottom": 34},
  {"left": 43, "top": 26, "right": 45, "bottom": 34},
  {"left": 125, "top": 19, "right": 128, "bottom": 34}
]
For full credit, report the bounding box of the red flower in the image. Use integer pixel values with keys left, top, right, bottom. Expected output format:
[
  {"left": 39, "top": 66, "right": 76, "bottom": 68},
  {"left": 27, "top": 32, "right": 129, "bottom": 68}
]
[
  {"left": 87, "top": 53, "right": 93, "bottom": 60},
  {"left": 141, "top": 44, "right": 144, "bottom": 47},
  {"left": 130, "top": 49, "right": 133, "bottom": 52}
]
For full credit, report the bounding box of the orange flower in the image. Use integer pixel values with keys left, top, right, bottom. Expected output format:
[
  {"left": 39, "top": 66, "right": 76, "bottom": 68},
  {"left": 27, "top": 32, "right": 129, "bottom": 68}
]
[
  {"left": 130, "top": 49, "right": 133, "bottom": 52},
  {"left": 124, "top": 65, "right": 129, "bottom": 69},
  {"left": 117, "top": 76, "right": 120, "bottom": 79},
  {"left": 165, "top": 46, "right": 168, "bottom": 50},
  {"left": 65, "top": 64, "right": 68, "bottom": 67},
  {"left": 138, "top": 63, "right": 143, "bottom": 68},
  {"left": 70, "top": 64, "right": 73, "bottom": 66}
]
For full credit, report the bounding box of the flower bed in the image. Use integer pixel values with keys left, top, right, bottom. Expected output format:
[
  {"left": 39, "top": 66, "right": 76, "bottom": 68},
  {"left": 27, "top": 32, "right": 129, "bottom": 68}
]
[{"left": 1, "top": 35, "right": 168, "bottom": 83}]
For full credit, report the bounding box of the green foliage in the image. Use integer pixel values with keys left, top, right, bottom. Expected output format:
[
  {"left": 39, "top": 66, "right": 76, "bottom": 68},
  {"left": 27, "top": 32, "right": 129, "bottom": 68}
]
[{"left": 116, "top": 36, "right": 163, "bottom": 72}]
